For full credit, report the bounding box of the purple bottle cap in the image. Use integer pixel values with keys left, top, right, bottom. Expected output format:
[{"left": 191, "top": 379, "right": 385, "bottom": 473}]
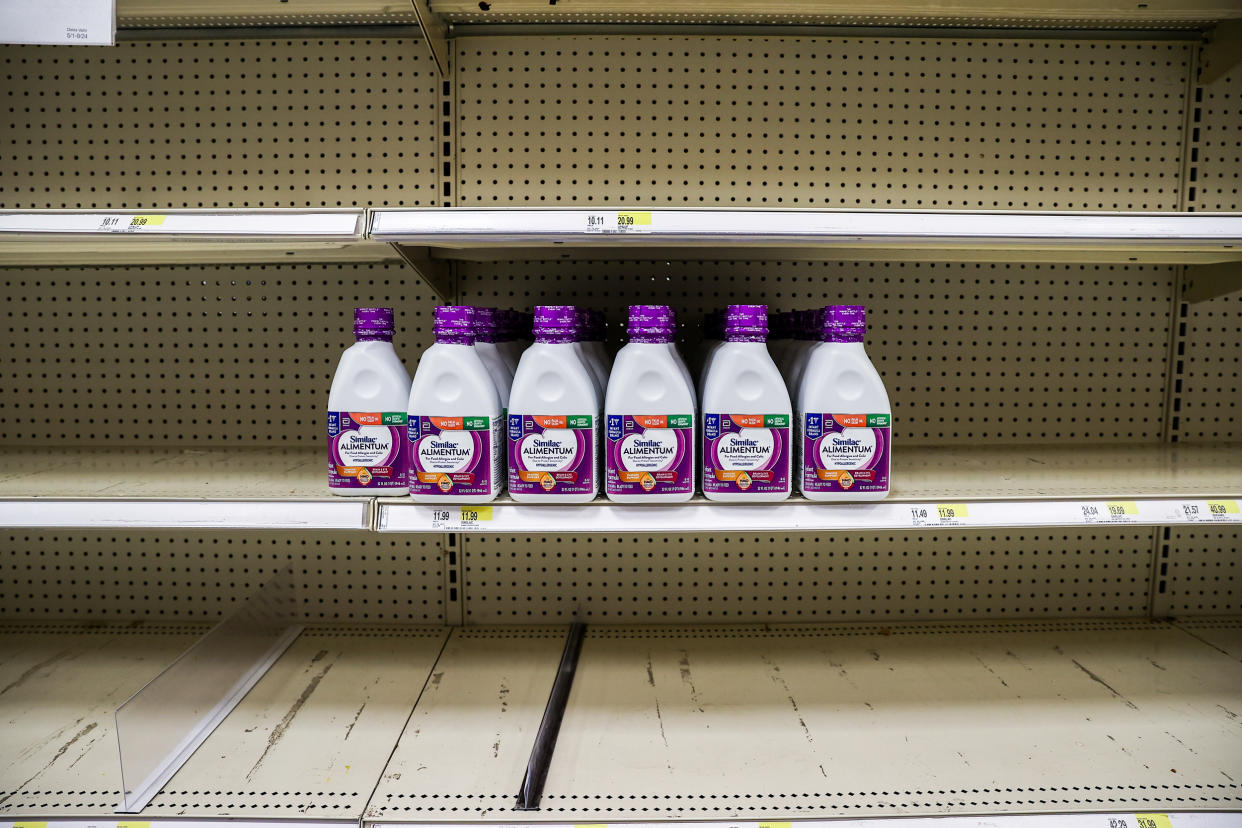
[
  {"left": 534, "top": 305, "right": 578, "bottom": 343},
  {"left": 473, "top": 306, "right": 498, "bottom": 343},
  {"left": 434, "top": 305, "right": 477, "bottom": 345},
  {"left": 354, "top": 307, "right": 395, "bottom": 341},
  {"left": 824, "top": 304, "right": 866, "bottom": 343},
  {"left": 628, "top": 305, "right": 675, "bottom": 342},
  {"left": 725, "top": 304, "right": 768, "bottom": 342}
]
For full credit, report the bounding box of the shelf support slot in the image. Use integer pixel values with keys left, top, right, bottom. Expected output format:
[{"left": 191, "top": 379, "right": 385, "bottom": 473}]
[
  {"left": 516, "top": 622, "right": 587, "bottom": 810},
  {"left": 114, "top": 567, "right": 303, "bottom": 813},
  {"left": 391, "top": 242, "right": 455, "bottom": 303}
]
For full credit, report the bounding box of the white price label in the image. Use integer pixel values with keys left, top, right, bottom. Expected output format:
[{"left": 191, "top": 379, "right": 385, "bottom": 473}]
[
  {"left": 909, "top": 503, "right": 971, "bottom": 528},
  {"left": 98, "top": 214, "right": 166, "bottom": 232},
  {"left": 1182, "top": 500, "right": 1242, "bottom": 522},
  {"left": 429, "top": 506, "right": 494, "bottom": 531},
  {"left": 584, "top": 211, "right": 653, "bottom": 234},
  {"left": 1083, "top": 501, "right": 1139, "bottom": 524}
]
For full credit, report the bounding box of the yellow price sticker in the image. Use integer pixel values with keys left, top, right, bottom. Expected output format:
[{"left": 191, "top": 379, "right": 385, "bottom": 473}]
[
  {"left": 117, "top": 822, "right": 150, "bottom": 828},
  {"left": 1135, "top": 815, "right": 1172, "bottom": 828},
  {"left": 760, "top": 823, "right": 793, "bottom": 828},
  {"left": 15, "top": 822, "right": 49, "bottom": 828},
  {"left": 1207, "top": 500, "right": 1240, "bottom": 515},
  {"left": 936, "top": 503, "right": 969, "bottom": 520},
  {"left": 1106, "top": 501, "right": 1138, "bottom": 516},
  {"left": 616, "top": 211, "right": 652, "bottom": 227},
  {"left": 460, "top": 506, "right": 492, "bottom": 522},
  {"left": 128, "top": 215, "right": 166, "bottom": 226}
]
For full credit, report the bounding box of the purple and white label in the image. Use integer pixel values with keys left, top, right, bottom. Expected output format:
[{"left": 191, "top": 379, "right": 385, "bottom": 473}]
[
  {"left": 408, "top": 415, "right": 499, "bottom": 497},
  {"left": 508, "top": 414, "right": 596, "bottom": 496},
  {"left": 802, "top": 413, "right": 890, "bottom": 494},
  {"left": 702, "top": 413, "right": 791, "bottom": 494},
  {"left": 606, "top": 414, "right": 694, "bottom": 496},
  {"left": 328, "top": 411, "right": 407, "bottom": 490}
]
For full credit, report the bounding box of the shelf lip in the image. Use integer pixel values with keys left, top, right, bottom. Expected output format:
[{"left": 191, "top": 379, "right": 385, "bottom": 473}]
[
  {"left": 376, "top": 495, "right": 1242, "bottom": 533},
  {"left": 0, "top": 208, "right": 367, "bottom": 241},
  {"left": 371, "top": 208, "right": 1242, "bottom": 251},
  {"left": 0, "top": 499, "right": 370, "bottom": 530}
]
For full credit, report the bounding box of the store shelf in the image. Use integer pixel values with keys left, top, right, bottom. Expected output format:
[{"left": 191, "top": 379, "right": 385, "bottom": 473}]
[
  {"left": 0, "top": 622, "right": 448, "bottom": 819},
  {"left": 371, "top": 208, "right": 1242, "bottom": 266},
  {"left": 0, "top": 448, "right": 368, "bottom": 530},
  {"left": 365, "top": 618, "right": 1242, "bottom": 823},
  {"left": 435, "top": 0, "right": 1242, "bottom": 29},
  {"left": 116, "top": 0, "right": 421, "bottom": 28},
  {"left": 378, "top": 442, "right": 1242, "bottom": 533},
  {"left": 0, "top": 210, "right": 390, "bottom": 267}
]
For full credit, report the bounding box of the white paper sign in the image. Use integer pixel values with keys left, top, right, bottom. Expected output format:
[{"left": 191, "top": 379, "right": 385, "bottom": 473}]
[{"left": 1, "top": 0, "right": 116, "bottom": 46}]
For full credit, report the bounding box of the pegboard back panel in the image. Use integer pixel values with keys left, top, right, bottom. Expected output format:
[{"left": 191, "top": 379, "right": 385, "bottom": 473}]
[
  {"left": 1158, "top": 526, "right": 1239, "bottom": 616},
  {"left": 462, "top": 530, "right": 1157, "bottom": 623},
  {"left": 456, "top": 35, "right": 1191, "bottom": 209},
  {"left": 0, "top": 530, "right": 446, "bottom": 622},
  {"left": 0, "top": 38, "right": 438, "bottom": 209},
  {"left": 0, "top": 261, "right": 436, "bottom": 445},
  {"left": 460, "top": 259, "right": 1174, "bottom": 445},
  {"left": 1188, "top": 63, "right": 1241, "bottom": 212}
]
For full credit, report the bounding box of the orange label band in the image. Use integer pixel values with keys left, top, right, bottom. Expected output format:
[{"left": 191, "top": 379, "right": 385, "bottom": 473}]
[
  {"left": 729, "top": 414, "right": 765, "bottom": 428},
  {"left": 833, "top": 414, "right": 867, "bottom": 427},
  {"left": 429, "top": 416, "right": 463, "bottom": 430},
  {"left": 632, "top": 414, "right": 667, "bottom": 428},
  {"left": 349, "top": 412, "right": 383, "bottom": 426},
  {"left": 336, "top": 465, "right": 364, "bottom": 477},
  {"left": 533, "top": 415, "right": 567, "bottom": 428}
]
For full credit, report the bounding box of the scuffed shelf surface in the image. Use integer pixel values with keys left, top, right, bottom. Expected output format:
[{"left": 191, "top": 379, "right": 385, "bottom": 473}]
[{"left": 366, "top": 619, "right": 1242, "bottom": 822}]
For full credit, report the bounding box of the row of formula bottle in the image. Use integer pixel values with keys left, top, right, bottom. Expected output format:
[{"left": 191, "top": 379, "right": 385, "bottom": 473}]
[{"left": 326, "top": 302, "right": 891, "bottom": 502}]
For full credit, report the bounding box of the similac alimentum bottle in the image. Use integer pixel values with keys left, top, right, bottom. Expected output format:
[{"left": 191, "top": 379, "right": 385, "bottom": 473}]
[
  {"left": 798, "top": 305, "right": 891, "bottom": 501},
  {"left": 700, "top": 304, "right": 793, "bottom": 502},
  {"left": 604, "top": 305, "right": 696, "bottom": 503},
  {"left": 694, "top": 309, "right": 725, "bottom": 400},
  {"left": 473, "top": 307, "right": 514, "bottom": 398},
  {"left": 507, "top": 305, "right": 601, "bottom": 503},
  {"left": 328, "top": 307, "right": 412, "bottom": 496},
  {"left": 785, "top": 308, "right": 823, "bottom": 398},
  {"left": 406, "top": 306, "right": 503, "bottom": 503},
  {"left": 575, "top": 309, "right": 609, "bottom": 398}
]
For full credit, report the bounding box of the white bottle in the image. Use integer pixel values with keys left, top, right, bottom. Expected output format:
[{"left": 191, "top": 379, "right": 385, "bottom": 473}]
[
  {"left": 700, "top": 304, "right": 793, "bottom": 502},
  {"left": 694, "top": 310, "right": 725, "bottom": 400},
  {"left": 328, "top": 307, "right": 412, "bottom": 496},
  {"left": 473, "top": 307, "right": 514, "bottom": 401},
  {"left": 575, "top": 308, "right": 609, "bottom": 399},
  {"left": 507, "top": 305, "right": 601, "bottom": 503},
  {"left": 798, "top": 305, "right": 892, "bottom": 501},
  {"left": 784, "top": 308, "right": 822, "bottom": 398},
  {"left": 407, "top": 306, "right": 503, "bottom": 503},
  {"left": 605, "top": 305, "right": 696, "bottom": 503},
  {"left": 496, "top": 309, "right": 526, "bottom": 377}
]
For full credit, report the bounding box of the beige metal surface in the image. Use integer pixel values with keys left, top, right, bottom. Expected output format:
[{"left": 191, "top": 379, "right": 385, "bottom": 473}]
[
  {"left": 0, "top": 240, "right": 395, "bottom": 267},
  {"left": 364, "top": 626, "right": 569, "bottom": 820},
  {"left": 0, "top": 261, "right": 435, "bottom": 446},
  {"left": 462, "top": 260, "right": 1176, "bottom": 445},
  {"left": 366, "top": 620, "right": 1242, "bottom": 822},
  {"left": 0, "top": 531, "right": 445, "bottom": 623},
  {"left": 1175, "top": 615, "right": 1242, "bottom": 657},
  {"left": 1162, "top": 527, "right": 1240, "bottom": 615},
  {"left": 463, "top": 529, "right": 1159, "bottom": 622},
  {"left": 0, "top": 622, "right": 209, "bottom": 815},
  {"left": 117, "top": 0, "right": 421, "bottom": 28},
  {"left": 0, "top": 39, "right": 439, "bottom": 210},
  {"left": 456, "top": 35, "right": 1191, "bottom": 210},
  {"left": 3, "top": 443, "right": 1238, "bottom": 500},
  {"left": 437, "top": 0, "right": 1239, "bottom": 28},
  {"left": 142, "top": 625, "right": 448, "bottom": 817}
]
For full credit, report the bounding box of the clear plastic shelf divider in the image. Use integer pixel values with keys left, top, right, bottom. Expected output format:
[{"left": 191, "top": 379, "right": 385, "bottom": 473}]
[{"left": 114, "top": 567, "right": 303, "bottom": 813}]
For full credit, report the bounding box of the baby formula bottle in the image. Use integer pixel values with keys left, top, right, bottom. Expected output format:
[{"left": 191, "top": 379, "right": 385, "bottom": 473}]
[
  {"left": 798, "top": 305, "right": 892, "bottom": 501},
  {"left": 604, "top": 305, "right": 697, "bottom": 503},
  {"left": 700, "top": 304, "right": 793, "bottom": 502},
  {"left": 507, "top": 305, "right": 601, "bottom": 503},
  {"left": 327, "top": 307, "right": 412, "bottom": 496},
  {"left": 407, "top": 306, "right": 503, "bottom": 503}
]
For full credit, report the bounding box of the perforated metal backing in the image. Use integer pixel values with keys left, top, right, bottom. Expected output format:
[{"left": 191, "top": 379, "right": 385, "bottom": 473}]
[
  {"left": 1189, "top": 64, "right": 1242, "bottom": 212},
  {"left": 0, "top": 38, "right": 439, "bottom": 209},
  {"left": 0, "top": 262, "right": 434, "bottom": 445},
  {"left": 1159, "top": 527, "right": 1239, "bottom": 616},
  {"left": 456, "top": 35, "right": 1191, "bottom": 209},
  {"left": 460, "top": 259, "right": 1174, "bottom": 444},
  {"left": 0, "top": 531, "right": 445, "bottom": 622},
  {"left": 461, "top": 530, "right": 1157, "bottom": 623}
]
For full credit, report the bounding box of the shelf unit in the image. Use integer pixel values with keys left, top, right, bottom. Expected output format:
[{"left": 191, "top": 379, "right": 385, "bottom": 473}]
[{"left": 3, "top": 10, "right": 1241, "bottom": 828}]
